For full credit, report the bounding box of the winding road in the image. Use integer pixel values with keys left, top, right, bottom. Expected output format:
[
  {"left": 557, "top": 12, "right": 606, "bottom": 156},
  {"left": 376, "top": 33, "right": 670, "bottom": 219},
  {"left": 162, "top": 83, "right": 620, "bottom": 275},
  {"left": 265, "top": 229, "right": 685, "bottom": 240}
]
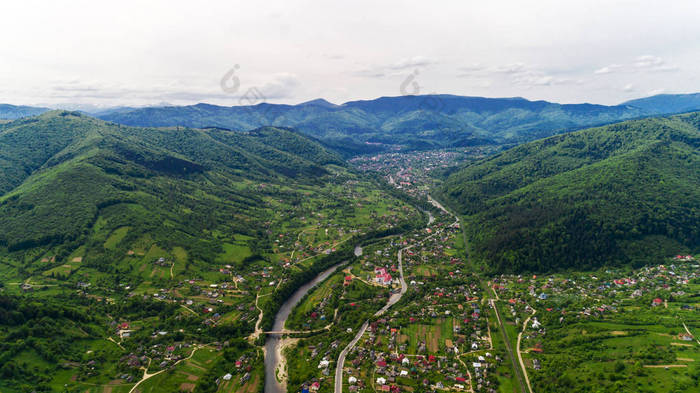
[{"left": 335, "top": 207, "right": 459, "bottom": 393}]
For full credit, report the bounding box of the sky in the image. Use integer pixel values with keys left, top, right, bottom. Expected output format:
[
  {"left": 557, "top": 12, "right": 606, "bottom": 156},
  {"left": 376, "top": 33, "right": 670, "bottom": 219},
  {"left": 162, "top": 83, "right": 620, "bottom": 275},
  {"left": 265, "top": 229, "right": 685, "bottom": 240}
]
[{"left": 1, "top": 0, "right": 700, "bottom": 109}]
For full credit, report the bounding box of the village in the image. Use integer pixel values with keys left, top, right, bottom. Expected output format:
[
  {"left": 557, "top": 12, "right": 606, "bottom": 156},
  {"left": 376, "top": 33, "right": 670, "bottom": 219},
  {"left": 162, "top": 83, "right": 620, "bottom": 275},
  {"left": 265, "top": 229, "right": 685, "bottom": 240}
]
[{"left": 488, "top": 255, "right": 700, "bottom": 392}]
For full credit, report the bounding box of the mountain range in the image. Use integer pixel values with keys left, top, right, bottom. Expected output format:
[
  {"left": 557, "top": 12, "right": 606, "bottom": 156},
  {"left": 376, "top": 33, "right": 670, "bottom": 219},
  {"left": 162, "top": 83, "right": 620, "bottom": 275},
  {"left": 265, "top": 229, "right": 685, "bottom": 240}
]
[{"left": 5, "top": 93, "right": 700, "bottom": 155}]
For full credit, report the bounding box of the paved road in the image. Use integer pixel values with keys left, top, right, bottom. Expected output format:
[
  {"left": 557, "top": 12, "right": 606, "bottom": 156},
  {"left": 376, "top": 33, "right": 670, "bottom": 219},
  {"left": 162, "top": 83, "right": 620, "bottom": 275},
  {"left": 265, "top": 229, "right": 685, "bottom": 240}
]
[
  {"left": 334, "top": 200, "right": 459, "bottom": 393},
  {"left": 334, "top": 244, "right": 409, "bottom": 393},
  {"left": 334, "top": 321, "right": 369, "bottom": 393},
  {"left": 334, "top": 214, "right": 422, "bottom": 393}
]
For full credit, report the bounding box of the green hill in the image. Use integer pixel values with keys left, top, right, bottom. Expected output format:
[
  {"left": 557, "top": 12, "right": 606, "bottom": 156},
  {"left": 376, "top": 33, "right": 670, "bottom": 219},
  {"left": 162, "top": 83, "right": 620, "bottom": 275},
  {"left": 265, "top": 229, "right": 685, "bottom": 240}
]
[
  {"left": 437, "top": 112, "right": 700, "bottom": 273},
  {"left": 0, "top": 111, "right": 343, "bottom": 257}
]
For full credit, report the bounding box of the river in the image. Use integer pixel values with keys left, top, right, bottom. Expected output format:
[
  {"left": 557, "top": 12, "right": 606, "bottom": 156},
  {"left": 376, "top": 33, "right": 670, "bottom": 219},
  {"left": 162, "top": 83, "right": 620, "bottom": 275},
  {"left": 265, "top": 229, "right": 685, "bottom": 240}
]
[{"left": 264, "top": 261, "right": 346, "bottom": 393}]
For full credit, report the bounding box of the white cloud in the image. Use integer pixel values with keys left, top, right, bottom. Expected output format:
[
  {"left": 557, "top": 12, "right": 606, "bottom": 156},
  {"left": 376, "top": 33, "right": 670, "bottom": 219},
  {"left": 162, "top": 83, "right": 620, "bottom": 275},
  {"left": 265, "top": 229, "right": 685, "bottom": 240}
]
[
  {"left": 594, "top": 56, "right": 678, "bottom": 75},
  {"left": 1, "top": 0, "right": 699, "bottom": 106},
  {"left": 494, "top": 63, "right": 527, "bottom": 74},
  {"left": 389, "top": 56, "right": 437, "bottom": 70},
  {"left": 256, "top": 73, "right": 301, "bottom": 100},
  {"left": 633, "top": 55, "right": 678, "bottom": 72},
  {"left": 594, "top": 64, "right": 624, "bottom": 74}
]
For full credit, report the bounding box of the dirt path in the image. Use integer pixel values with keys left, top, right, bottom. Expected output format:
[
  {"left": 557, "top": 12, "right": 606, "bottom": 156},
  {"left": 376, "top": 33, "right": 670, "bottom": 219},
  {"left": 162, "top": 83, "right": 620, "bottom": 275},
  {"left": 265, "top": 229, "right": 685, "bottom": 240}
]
[
  {"left": 517, "top": 309, "right": 536, "bottom": 393},
  {"left": 128, "top": 346, "right": 201, "bottom": 393},
  {"left": 682, "top": 322, "right": 700, "bottom": 345},
  {"left": 180, "top": 304, "right": 198, "bottom": 315},
  {"left": 107, "top": 336, "right": 125, "bottom": 351},
  {"left": 456, "top": 356, "right": 475, "bottom": 393},
  {"left": 249, "top": 292, "right": 271, "bottom": 342}
]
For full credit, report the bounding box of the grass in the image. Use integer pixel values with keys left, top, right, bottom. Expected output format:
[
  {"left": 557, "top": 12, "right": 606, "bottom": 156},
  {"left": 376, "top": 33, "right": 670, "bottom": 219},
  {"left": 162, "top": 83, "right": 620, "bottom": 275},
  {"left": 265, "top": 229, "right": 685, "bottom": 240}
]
[{"left": 104, "top": 226, "right": 130, "bottom": 250}]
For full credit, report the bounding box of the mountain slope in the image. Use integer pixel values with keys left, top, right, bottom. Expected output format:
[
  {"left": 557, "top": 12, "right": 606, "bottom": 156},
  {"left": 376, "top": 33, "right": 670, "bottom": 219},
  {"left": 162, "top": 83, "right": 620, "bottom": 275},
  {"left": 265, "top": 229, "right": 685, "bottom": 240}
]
[
  {"left": 437, "top": 113, "right": 700, "bottom": 273},
  {"left": 0, "top": 104, "right": 50, "bottom": 120},
  {"left": 96, "top": 95, "right": 651, "bottom": 153},
  {"left": 0, "top": 111, "right": 342, "bottom": 253},
  {"left": 623, "top": 93, "right": 700, "bottom": 114}
]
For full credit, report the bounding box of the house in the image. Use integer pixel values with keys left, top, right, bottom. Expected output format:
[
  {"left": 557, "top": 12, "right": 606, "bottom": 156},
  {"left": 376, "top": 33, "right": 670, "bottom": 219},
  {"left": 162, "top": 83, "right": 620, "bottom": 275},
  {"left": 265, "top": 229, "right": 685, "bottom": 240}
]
[
  {"left": 652, "top": 298, "right": 663, "bottom": 306},
  {"left": 222, "top": 373, "right": 232, "bottom": 381},
  {"left": 310, "top": 381, "right": 321, "bottom": 391},
  {"left": 533, "top": 359, "right": 541, "bottom": 370},
  {"left": 375, "top": 273, "right": 393, "bottom": 286},
  {"left": 348, "top": 376, "right": 357, "bottom": 384},
  {"left": 377, "top": 377, "right": 387, "bottom": 385}
]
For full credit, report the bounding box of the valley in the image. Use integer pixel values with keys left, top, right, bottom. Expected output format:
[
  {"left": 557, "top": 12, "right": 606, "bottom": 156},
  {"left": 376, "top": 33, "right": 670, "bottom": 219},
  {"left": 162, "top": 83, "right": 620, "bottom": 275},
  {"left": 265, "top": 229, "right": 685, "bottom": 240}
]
[
  {"left": 5, "top": 3, "right": 700, "bottom": 393},
  {"left": 0, "top": 109, "right": 698, "bottom": 393}
]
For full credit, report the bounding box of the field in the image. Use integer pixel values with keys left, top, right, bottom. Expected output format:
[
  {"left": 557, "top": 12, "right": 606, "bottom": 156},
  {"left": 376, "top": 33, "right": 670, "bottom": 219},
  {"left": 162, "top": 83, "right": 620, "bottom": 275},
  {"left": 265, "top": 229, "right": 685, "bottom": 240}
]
[{"left": 400, "top": 318, "right": 454, "bottom": 353}]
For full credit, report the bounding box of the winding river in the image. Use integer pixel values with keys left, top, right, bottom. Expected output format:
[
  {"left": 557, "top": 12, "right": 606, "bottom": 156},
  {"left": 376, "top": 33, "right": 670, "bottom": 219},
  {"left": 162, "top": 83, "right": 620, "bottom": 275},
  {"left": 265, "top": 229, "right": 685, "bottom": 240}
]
[
  {"left": 263, "top": 209, "right": 429, "bottom": 392},
  {"left": 264, "top": 261, "right": 347, "bottom": 393}
]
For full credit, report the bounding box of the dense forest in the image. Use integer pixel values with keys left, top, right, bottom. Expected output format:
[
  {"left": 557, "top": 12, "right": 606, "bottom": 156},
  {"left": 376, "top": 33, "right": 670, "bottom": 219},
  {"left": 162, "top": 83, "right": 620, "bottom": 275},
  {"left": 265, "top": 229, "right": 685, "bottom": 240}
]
[
  {"left": 437, "top": 112, "right": 700, "bottom": 273},
  {"left": 94, "top": 95, "right": 657, "bottom": 154},
  {"left": 0, "top": 111, "right": 342, "bottom": 254}
]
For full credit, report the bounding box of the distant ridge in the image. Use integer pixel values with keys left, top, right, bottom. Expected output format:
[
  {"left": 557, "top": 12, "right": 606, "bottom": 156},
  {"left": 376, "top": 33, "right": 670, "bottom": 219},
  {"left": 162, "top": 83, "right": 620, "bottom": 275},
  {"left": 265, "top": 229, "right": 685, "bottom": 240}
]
[
  {"left": 623, "top": 92, "right": 700, "bottom": 114},
  {"left": 0, "top": 104, "right": 50, "bottom": 120},
  {"left": 94, "top": 94, "right": 657, "bottom": 155}
]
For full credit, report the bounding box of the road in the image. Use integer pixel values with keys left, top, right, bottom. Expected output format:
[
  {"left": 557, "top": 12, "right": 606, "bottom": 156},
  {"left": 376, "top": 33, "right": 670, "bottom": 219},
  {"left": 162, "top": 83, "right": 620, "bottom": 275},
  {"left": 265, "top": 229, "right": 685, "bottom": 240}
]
[
  {"left": 128, "top": 345, "right": 200, "bottom": 393},
  {"left": 516, "top": 309, "right": 536, "bottom": 393},
  {"left": 334, "top": 243, "right": 409, "bottom": 393},
  {"left": 682, "top": 322, "right": 700, "bottom": 345},
  {"left": 334, "top": 204, "right": 453, "bottom": 393},
  {"left": 334, "top": 321, "right": 369, "bottom": 393}
]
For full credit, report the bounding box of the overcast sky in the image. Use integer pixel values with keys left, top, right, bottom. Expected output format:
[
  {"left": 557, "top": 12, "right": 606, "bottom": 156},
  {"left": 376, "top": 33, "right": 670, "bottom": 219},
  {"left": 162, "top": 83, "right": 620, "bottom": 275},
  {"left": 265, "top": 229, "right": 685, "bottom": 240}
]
[{"left": 2, "top": 0, "right": 699, "bottom": 108}]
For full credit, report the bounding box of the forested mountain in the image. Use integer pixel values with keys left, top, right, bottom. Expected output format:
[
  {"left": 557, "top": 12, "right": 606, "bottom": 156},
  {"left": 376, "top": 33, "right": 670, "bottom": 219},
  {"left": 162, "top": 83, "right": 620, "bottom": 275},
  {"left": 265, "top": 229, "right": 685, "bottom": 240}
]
[
  {"left": 0, "top": 104, "right": 50, "bottom": 120},
  {"left": 623, "top": 93, "right": 700, "bottom": 115},
  {"left": 436, "top": 112, "right": 700, "bottom": 273},
  {"left": 0, "top": 111, "right": 425, "bottom": 393},
  {"left": 96, "top": 95, "right": 652, "bottom": 154},
  {"left": 0, "top": 111, "right": 342, "bottom": 256}
]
